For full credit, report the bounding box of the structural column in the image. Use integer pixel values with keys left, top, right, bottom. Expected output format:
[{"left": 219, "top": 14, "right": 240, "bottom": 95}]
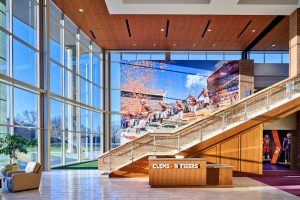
[
  {"left": 103, "top": 51, "right": 111, "bottom": 152},
  {"left": 0, "top": 0, "right": 8, "bottom": 135},
  {"left": 289, "top": 8, "right": 300, "bottom": 77},
  {"left": 290, "top": 9, "right": 300, "bottom": 170},
  {"left": 291, "top": 111, "right": 300, "bottom": 170},
  {"left": 239, "top": 59, "right": 254, "bottom": 99},
  {"left": 41, "top": 0, "right": 51, "bottom": 171}
]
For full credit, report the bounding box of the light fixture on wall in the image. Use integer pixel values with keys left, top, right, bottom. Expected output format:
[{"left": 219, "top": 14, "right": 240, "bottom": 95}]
[
  {"left": 133, "top": 43, "right": 136, "bottom": 46},
  {"left": 192, "top": 44, "right": 196, "bottom": 47},
  {"left": 78, "top": 8, "right": 84, "bottom": 12},
  {"left": 161, "top": 28, "right": 164, "bottom": 32},
  {"left": 207, "top": 29, "right": 212, "bottom": 32},
  {"left": 213, "top": 44, "right": 216, "bottom": 47},
  {"left": 252, "top": 29, "right": 256, "bottom": 32},
  {"left": 153, "top": 43, "right": 157, "bottom": 46},
  {"left": 173, "top": 43, "right": 176, "bottom": 46},
  {"left": 272, "top": 44, "right": 276, "bottom": 47}
]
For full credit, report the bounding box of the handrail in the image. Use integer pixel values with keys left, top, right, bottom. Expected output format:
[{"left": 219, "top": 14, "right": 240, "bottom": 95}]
[{"left": 99, "top": 75, "right": 300, "bottom": 172}]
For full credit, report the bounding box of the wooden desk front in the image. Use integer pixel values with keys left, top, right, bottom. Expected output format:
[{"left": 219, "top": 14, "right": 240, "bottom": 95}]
[
  {"left": 206, "top": 164, "right": 233, "bottom": 186},
  {"left": 149, "top": 158, "right": 207, "bottom": 187}
]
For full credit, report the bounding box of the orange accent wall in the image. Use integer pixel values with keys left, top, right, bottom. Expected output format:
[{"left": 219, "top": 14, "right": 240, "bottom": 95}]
[{"left": 271, "top": 130, "right": 282, "bottom": 164}]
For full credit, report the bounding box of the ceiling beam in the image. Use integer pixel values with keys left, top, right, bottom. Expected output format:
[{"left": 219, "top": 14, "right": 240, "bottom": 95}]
[{"left": 244, "top": 16, "right": 285, "bottom": 52}]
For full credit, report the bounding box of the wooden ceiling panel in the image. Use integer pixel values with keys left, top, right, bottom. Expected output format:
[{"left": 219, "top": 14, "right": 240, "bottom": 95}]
[
  {"left": 52, "top": 0, "right": 289, "bottom": 51},
  {"left": 253, "top": 17, "right": 289, "bottom": 51}
]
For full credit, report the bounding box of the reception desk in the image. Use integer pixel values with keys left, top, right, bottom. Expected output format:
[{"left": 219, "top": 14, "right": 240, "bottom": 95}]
[{"left": 149, "top": 157, "right": 207, "bottom": 187}]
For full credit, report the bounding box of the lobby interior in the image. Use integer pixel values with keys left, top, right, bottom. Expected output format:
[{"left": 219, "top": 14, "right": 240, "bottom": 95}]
[{"left": 1, "top": 0, "right": 300, "bottom": 199}]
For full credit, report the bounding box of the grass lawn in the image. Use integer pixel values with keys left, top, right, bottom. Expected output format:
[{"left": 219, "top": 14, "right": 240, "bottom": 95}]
[{"left": 54, "top": 160, "right": 98, "bottom": 169}]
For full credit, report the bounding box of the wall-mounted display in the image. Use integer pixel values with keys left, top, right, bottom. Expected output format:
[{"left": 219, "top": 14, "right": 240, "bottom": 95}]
[{"left": 111, "top": 60, "right": 240, "bottom": 147}]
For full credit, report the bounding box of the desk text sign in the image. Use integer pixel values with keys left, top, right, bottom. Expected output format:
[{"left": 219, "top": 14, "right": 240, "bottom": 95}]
[
  {"left": 149, "top": 159, "right": 207, "bottom": 187},
  {"left": 152, "top": 163, "right": 200, "bottom": 169}
]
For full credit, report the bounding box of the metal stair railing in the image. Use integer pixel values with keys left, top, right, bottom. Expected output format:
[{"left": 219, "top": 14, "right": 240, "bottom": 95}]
[{"left": 99, "top": 76, "right": 300, "bottom": 173}]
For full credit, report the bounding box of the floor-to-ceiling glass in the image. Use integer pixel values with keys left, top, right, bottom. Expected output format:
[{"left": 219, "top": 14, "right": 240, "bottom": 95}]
[
  {"left": 0, "top": 0, "right": 40, "bottom": 168},
  {"left": 0, "top": 0, "right": 104, "bottom": 168},
  {"left": 49, "top": 1, "right": 103, "bottom": 167}
]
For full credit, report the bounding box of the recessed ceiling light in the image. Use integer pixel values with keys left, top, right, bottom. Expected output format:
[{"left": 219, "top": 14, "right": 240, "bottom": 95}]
[
  {"left": 272, "top": 44, "right": 276, "bottom": 47},
  {"left": 207, "top": 29, "right": 212, "bottom": 32},
  {"left": 153, "top": 43, "right": 157, "bottom": 46},
  {"left": 161, "top": 28, "right": 164, "bottom": 32},
  {"left": 78, "top": 8, "right": 84, "bottom": 12},
  {"left": 192, "top": 44, "right": 196, "bottom": 47},
  {"left": 252, "top": 29, "right": 256, "bottom": 32},
  {"left": 213, "top": 44, "right": 216, "bottom": 47}
]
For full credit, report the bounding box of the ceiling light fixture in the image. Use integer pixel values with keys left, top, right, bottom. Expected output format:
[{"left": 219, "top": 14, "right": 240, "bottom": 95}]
[
  {"left": 207, "top": 29, "right": 212, "bottom": 32},
  {"left": 79, "top": 8, "right": 84, "bottom": 12},
  {"left": 161, "top": 28, "right": 164, "bottom": 32},
  {"left": 252, "top": 29, "right": 256, "bottom": 32}
]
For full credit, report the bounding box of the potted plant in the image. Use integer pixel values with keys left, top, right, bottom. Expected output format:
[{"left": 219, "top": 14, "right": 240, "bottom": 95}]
[{"left": 0, "top": 134, "right": 37, "bottom": 176}]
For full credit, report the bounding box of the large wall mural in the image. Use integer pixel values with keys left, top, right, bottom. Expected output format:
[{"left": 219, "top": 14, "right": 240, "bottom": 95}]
[{"left": 112, "top": 60, "right": 240, "bottom": 147}]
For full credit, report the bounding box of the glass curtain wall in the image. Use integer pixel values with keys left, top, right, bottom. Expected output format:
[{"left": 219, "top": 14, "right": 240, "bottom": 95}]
[
  {"left": 0, "top": 0, "right": 103, "bottom": 168},
  {"left": 0, "top": 0, "right": 39, "bottom": 168},
  {"left": 49, "top": 1, "right": 103, "bottom": 167}
]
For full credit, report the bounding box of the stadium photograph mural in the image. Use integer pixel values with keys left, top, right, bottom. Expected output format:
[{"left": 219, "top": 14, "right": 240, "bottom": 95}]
[{"left": 112, "top": 60, "right": 240, "bottom": 147}]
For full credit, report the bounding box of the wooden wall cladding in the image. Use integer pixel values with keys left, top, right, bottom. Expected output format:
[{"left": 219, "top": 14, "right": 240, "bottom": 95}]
[
  {"left": 240, "top": 125, "right": 263, "bottom": 174},
  {"left": 201, "top": 146, "right": 218, "bottom": 164},
  {"left": 196, "top": 124, "right": 263, "bottom": 175},
  {"left": 220, "top": 136, "right": 240, "bottom": 171}
]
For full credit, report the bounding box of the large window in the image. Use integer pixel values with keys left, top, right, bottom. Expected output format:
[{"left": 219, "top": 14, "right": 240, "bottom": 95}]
[
  {"left": 249, "top": 51, "right": 289, "bottom": 64},
  {"left": 48, "top": 1, "right": 103, "bottom": 167},
  {"left": 169, "top": 52, "right": 241, "bottom": 61},
  {"left": 0, "top": 0, "right": 40, "bottom": 169},
  {"left": 50, "top": 99, "right": 63, "bottom": 166},
  {"left": 170, "top": 52, "right": 188, "bottom": 60},
  {"left": 0, "top": 0, "right": 10, "bottom": 31},
  {"left": 13, "top": 39, "right": 37, "bottom": 86},
  {"left": 0, "top": 83, "right": 9, "bottom": 166},
  {"left": 0, "top": 29, "right": 9, "bottom": 76},
  {"left": 0, "top": 0, "right": 104, "bottom": 169},
  {"left": 13, "top": 0, "right": 38, "bottom": 48},
  {"left": 14, "top": 88, "right": 38, "bottom": 168},
  {"left": 50, "top": 62, "right": 63, "bottom": 95},
  {"left": 50, "top": 18, "right": 63, "bottom": 63}
]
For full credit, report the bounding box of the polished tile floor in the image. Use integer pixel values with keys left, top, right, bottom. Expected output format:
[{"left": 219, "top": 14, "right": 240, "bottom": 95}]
[{"left": 0, "top": 170, "right": 299, "bottom": 200}]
